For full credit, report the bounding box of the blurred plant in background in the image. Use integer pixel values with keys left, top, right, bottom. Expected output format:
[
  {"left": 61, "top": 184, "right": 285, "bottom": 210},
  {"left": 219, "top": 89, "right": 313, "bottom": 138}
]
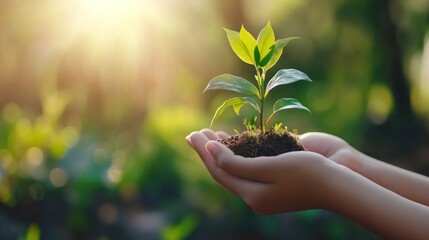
[
  {"left": 0, "top": 87, "right": 78, "bottom": 205},
  {"left": 0, "top": 0, "right": 428, "bottom": 239}
]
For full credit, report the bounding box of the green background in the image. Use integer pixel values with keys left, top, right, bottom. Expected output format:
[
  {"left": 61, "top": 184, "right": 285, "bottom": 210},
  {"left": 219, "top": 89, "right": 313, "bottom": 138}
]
[{"left": 0, "top": 0, "right": 428, "bottom": 239}]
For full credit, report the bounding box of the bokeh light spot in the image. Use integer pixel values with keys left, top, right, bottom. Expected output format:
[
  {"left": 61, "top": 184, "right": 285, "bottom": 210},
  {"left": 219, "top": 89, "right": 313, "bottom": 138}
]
[
  {"left": 49, "top": 168, "right": 68, "bottom": 187},
  {"left": 411, "top": 33, "right": 429, "bottom": 119},
  {"left": 366, "top": 83, "right": 393, "bottom": 124},
  {"left": 26, "top": 147, "right": 44, "bottom": 166},
  {"left": 107, "top": 167, "right": 122, "bottom": 184}
]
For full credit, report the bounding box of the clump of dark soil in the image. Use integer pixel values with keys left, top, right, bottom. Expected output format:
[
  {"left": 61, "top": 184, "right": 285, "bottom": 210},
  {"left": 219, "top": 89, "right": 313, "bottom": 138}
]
[{"left": 219, "top": 129, "right": 305, "bottom": 158}]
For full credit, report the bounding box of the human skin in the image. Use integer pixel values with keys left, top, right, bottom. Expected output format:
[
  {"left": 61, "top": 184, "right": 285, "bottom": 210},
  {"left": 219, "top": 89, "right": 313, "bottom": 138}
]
[
  {"left": 299, "top": 132, "right": 429, "bottom": 207},
  {"left": 186, "top": 129, "right": 429, "bottom": 239}
]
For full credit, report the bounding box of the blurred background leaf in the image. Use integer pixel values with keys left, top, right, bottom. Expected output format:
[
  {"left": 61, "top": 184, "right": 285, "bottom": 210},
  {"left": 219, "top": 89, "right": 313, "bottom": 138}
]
[{"left": 0, "top": 0, "right": 428, "bottom": 239}]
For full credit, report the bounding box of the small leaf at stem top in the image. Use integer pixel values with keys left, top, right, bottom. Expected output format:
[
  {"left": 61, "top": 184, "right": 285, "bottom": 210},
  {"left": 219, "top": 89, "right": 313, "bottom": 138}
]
[
  {"left": 257, "top": 21, "right": 275, "bottom": 60},
  {"left": 258, "top": 46, "right": 275, "bottom": 67},
  {"left": 264, "top": 37, "right": 299, "bottom": 71},
  {"left": 224, "top": 28, "right": 254, "bottom": 65},
  {"left": 254, "top": 46, "right": 261, "bottom": 66},
  {"left": 239, "top": 25, "right": 257, "bottom": 63},
  {"left": 204, "top": 74, "right": 260, "bottom": 98}
]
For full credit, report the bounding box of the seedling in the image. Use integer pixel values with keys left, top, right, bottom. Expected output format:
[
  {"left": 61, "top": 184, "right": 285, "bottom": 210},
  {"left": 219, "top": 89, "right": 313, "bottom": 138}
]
[{"left": 204, "top": 21, "right": 312, "bottom": 134}]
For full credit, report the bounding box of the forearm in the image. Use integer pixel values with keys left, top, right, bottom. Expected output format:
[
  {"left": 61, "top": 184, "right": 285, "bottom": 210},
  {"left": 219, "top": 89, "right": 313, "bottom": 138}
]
[
  {"left": 326, "top": 165, "right": 429, "bottom": 239},
  {"left": 355, "top": 152, "right": 429, "bottom": 206}
]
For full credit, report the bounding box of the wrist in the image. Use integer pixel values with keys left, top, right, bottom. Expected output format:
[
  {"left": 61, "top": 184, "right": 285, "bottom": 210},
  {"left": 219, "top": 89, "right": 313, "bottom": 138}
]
[
  {"left": 317, "top": 162, "right": 353, "bottom": 211},
  {"left": 321, "top": 161, "right": 429, "bottom": 239},
  {"left": 319, "top": 159, "right": 383, "bottom": 214}
]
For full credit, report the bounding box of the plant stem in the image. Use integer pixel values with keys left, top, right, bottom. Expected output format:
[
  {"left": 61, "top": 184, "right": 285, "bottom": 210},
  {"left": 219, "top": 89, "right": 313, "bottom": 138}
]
[{"left": 255, "top": 66, "right": 265, "bottom": 133}]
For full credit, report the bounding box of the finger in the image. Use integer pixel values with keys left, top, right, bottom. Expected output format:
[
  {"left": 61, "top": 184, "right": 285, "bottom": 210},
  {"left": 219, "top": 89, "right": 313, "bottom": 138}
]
[
  {"left": 186, "top": 131, "right": 197, "bottom": 148},
  {"left": 206, "top": 141, "right": 276, "bottom": 183},
  {"left": 200, "top": 128, "right": 221, "bottom": 141},
  {"left": 213, "top": 167, "right": 267, "bottom": 199},
  {"left": 215, "top": 131, "right": 230, "bottom": 139},
  {"left": 188, "top": 132, "right": 214, "bottom": 168},
  {"left": 299, "top": 132, "right": 335, "bottom": 156},
  {"left": 188, "top": 132, "right": 266, "bottom": 197}
]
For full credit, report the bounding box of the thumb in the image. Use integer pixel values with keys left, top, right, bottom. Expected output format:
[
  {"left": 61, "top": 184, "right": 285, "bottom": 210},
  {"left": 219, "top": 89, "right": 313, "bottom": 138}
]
[
  {"left": 205, "top": 140, "right": 235, "bottom": 168},
  {"left": 205, "top": 141, "right": 273, "bottom": 182}
]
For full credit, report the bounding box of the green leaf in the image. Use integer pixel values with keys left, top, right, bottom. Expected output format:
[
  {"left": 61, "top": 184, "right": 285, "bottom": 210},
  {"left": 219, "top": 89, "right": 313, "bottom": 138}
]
[
  {"left": 273, "top": 123, "right": 283, "bottom": 132},
  {"left": 258, "top": 46, "right": 274, "bottom": 67},
  {"left": 244, "top": 115, "right": 258, "bottom": 131},
  {"left": 239, "top": 25, "right": 257, "bottom": 63},
  {"left": 211, "top": 97, "right": 261, "bottom": 127},
  {"left": 265, "top": 69, "right": 312, "bottom": 96},
  {"left": 204, "top": 74, "right": 260, "bottom": 98},
  {"left": 257, "top": 21, "right": 275, "bottom": 60},
  {"left": 224, "top": 28, "right": 253, "bottom": 65},
  {"left": 264, "top": 37, "right": 299, "bottom": 71},
  {"left": 273, "top": 98, "right": 310, "bottom": 115},
  {"left": 254, "top": 46, "right": 261, "bottom": 66},
  {"left": 265, "top": 98, "right": 310, "bottom": 126},
  {"left": 276, "top": 37, "right": 300, "bottom": 48}
]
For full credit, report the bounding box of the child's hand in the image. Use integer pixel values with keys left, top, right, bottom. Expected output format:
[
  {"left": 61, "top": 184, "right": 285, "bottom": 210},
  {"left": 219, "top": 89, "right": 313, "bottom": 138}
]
[
  {"left": 186, "top": 129, "right": 340, "bottom": 214},
  {"left": 187, "top": 129, "right": 429, "bottom": 238},
  {"left": 299, "top": 132, "right": 363, "bottom": 173}
]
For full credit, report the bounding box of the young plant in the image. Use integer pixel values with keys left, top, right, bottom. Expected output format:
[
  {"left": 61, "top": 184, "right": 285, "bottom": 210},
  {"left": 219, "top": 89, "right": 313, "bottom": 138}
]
[{"left": 204, "top": 21, "right": 312, "bottom": 133}]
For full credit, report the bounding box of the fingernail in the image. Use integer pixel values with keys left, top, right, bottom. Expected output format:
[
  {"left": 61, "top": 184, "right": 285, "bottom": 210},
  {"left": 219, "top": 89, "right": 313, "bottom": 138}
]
[
  {"left": 185, "top": 135, "right": 193, "bottom": 147},
  {"left": 206, "top": 141, "right": 217, "bottom": 156}
]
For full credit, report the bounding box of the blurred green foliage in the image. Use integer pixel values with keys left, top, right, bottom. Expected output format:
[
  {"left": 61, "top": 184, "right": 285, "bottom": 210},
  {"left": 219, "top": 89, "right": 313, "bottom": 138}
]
[{"left": 0, "top": 0, "right": 428, "bottom": 239}]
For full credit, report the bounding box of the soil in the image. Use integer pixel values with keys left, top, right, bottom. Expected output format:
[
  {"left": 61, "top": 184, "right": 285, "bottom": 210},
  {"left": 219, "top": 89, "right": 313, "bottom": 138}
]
[{"left": 219, "top": 129, "right": 305, "bottom": 158}]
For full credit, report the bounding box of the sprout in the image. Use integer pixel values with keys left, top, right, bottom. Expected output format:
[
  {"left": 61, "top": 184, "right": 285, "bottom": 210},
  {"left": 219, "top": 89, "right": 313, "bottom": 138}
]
[{"left": 204, "top": 21, "right": 312, "bottom": 133}]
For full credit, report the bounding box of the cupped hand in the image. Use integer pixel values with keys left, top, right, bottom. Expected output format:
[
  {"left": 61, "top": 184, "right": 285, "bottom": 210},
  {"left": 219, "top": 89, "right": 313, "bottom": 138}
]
[
  {"left": 299, "top": 132, "right": 363, "bottom": 173},
  {"left": 186, "top": 129, "right": 341, "bottom": 214}
]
